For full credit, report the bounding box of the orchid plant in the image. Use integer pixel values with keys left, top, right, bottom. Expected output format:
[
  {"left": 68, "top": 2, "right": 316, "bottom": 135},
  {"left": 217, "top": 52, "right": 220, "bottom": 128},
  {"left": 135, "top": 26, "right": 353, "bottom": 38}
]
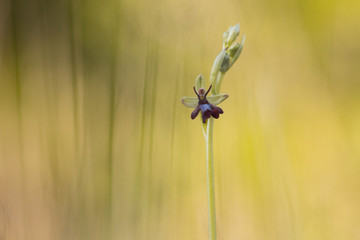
[{"left": 181, "top": 23, "right": 245, "bottom": 240}]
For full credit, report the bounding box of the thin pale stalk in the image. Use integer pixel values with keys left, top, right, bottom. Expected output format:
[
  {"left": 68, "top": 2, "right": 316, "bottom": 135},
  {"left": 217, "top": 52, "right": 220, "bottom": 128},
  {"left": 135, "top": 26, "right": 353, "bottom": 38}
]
[{"left": 206, "top": 118, "right": 216, "bottom": 240}]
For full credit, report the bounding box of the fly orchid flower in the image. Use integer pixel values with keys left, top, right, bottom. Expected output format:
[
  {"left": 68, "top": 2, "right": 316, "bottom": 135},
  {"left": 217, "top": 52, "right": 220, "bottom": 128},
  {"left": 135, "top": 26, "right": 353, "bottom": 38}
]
[{"left": 181, "top": 75, "right": 229, "bottom": 123}]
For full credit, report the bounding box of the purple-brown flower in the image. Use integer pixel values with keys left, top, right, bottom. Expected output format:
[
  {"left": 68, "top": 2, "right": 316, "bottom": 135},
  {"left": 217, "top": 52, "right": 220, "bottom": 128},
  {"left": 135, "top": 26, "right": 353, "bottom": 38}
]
[{"left": 182, "top": 84, "right": 229, "bottom": 124}]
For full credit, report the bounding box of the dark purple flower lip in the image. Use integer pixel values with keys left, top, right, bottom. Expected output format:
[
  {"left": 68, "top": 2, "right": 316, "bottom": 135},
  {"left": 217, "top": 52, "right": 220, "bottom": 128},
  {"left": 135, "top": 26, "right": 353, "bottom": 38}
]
[{"left": 191, "top": 85, "right": 224, "bottom": 123}]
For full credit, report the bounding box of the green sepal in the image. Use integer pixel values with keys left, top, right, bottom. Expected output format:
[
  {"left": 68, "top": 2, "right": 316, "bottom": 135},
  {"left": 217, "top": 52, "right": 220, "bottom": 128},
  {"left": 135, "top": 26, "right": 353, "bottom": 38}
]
[
  {"left": 181, "top": 96, "right": 198, "bottom": 108},
  {"left": 207, "top": 94, "right": 229, "bottom": 105},
  {"left": 195, "top": 74, "right": 206, "bottom": 92}
]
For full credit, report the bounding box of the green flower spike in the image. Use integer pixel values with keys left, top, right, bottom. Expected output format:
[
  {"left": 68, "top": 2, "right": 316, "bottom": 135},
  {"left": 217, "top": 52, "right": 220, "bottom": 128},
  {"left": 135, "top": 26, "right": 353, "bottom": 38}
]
[{"left": 181, "top": 23, "right": 245, "bottom": 240}]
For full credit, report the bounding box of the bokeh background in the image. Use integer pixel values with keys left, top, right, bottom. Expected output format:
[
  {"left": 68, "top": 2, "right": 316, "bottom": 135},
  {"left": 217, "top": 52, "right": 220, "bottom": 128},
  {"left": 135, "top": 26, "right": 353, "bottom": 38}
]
[{"left": 1, "top": 0, "right": 360, "bottom": 239}]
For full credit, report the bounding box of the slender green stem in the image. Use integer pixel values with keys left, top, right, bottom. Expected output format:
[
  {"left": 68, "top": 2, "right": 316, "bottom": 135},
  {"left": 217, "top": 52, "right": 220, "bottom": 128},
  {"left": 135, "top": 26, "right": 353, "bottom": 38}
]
[
  {"left": 206, "top": 117, "right": 216, "bottom": 240},
  {"left": 206, "top": 62, "right": 225, "bottom": 240}
]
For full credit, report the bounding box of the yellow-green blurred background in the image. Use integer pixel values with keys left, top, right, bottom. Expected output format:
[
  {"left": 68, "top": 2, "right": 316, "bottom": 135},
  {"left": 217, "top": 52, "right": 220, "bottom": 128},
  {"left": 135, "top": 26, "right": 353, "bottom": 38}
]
[{"left": 1, "top": 0, "right": 360, "bottom": 239}]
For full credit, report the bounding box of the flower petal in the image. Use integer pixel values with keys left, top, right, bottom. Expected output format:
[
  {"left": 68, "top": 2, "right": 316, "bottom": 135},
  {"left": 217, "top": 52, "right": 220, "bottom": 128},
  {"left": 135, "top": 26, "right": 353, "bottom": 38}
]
[
  {"left": 201, "top": 110, "right": 212, "bottom": 123},
  {"left": 200, "top": 104, "right": 212, "bottom": 123},
  {"left": 211, "top": 104, "right": 224, "bottom": 118},
  {"left": 207, "top": 94, "right": 229, "bottom": 105},
  {"left": 191, "top": 105, "right": 201, "bottom": 119},
  {"left": 200, "top": 104, "right": 212, "bottom": 113},
  {"left": 211, "top": 108, "right": 220, "bottom": 119},
  {"left": 181, "top": 97, "right": 198, "bottom": 108}
]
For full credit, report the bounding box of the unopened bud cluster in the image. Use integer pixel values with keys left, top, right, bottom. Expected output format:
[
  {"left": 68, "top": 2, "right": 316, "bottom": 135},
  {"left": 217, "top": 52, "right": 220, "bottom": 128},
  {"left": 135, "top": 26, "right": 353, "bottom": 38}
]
[
  {"left": 220, "top": 24, "right": 245, "bottom": 73},
  {"left": 210, "top": 23, "right": 245, "bottom": 94}
]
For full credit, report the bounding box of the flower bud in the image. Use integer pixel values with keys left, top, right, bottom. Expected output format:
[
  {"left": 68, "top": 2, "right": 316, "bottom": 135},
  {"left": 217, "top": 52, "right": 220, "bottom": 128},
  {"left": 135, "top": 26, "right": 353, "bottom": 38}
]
[
  {"left": 228, "top": 34, "right": 246, "bottom": 69},
  {"left": 228, "top": 42, "right": 241, "bottom": 58},
  {"left": 219, "top": 54, "right": 230, "bottom": 72},
  {"left": 223, "top": 23, "right": 240, "bottom": 47},
  {"left": 222, "top": 26, "right": 232, "bottom": 46},
  {"left": 226, "top": 23, "right": 240, "bottom": 47},
  {"left": 210, "top": 50, "right": 226, "bottom": 88}
]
